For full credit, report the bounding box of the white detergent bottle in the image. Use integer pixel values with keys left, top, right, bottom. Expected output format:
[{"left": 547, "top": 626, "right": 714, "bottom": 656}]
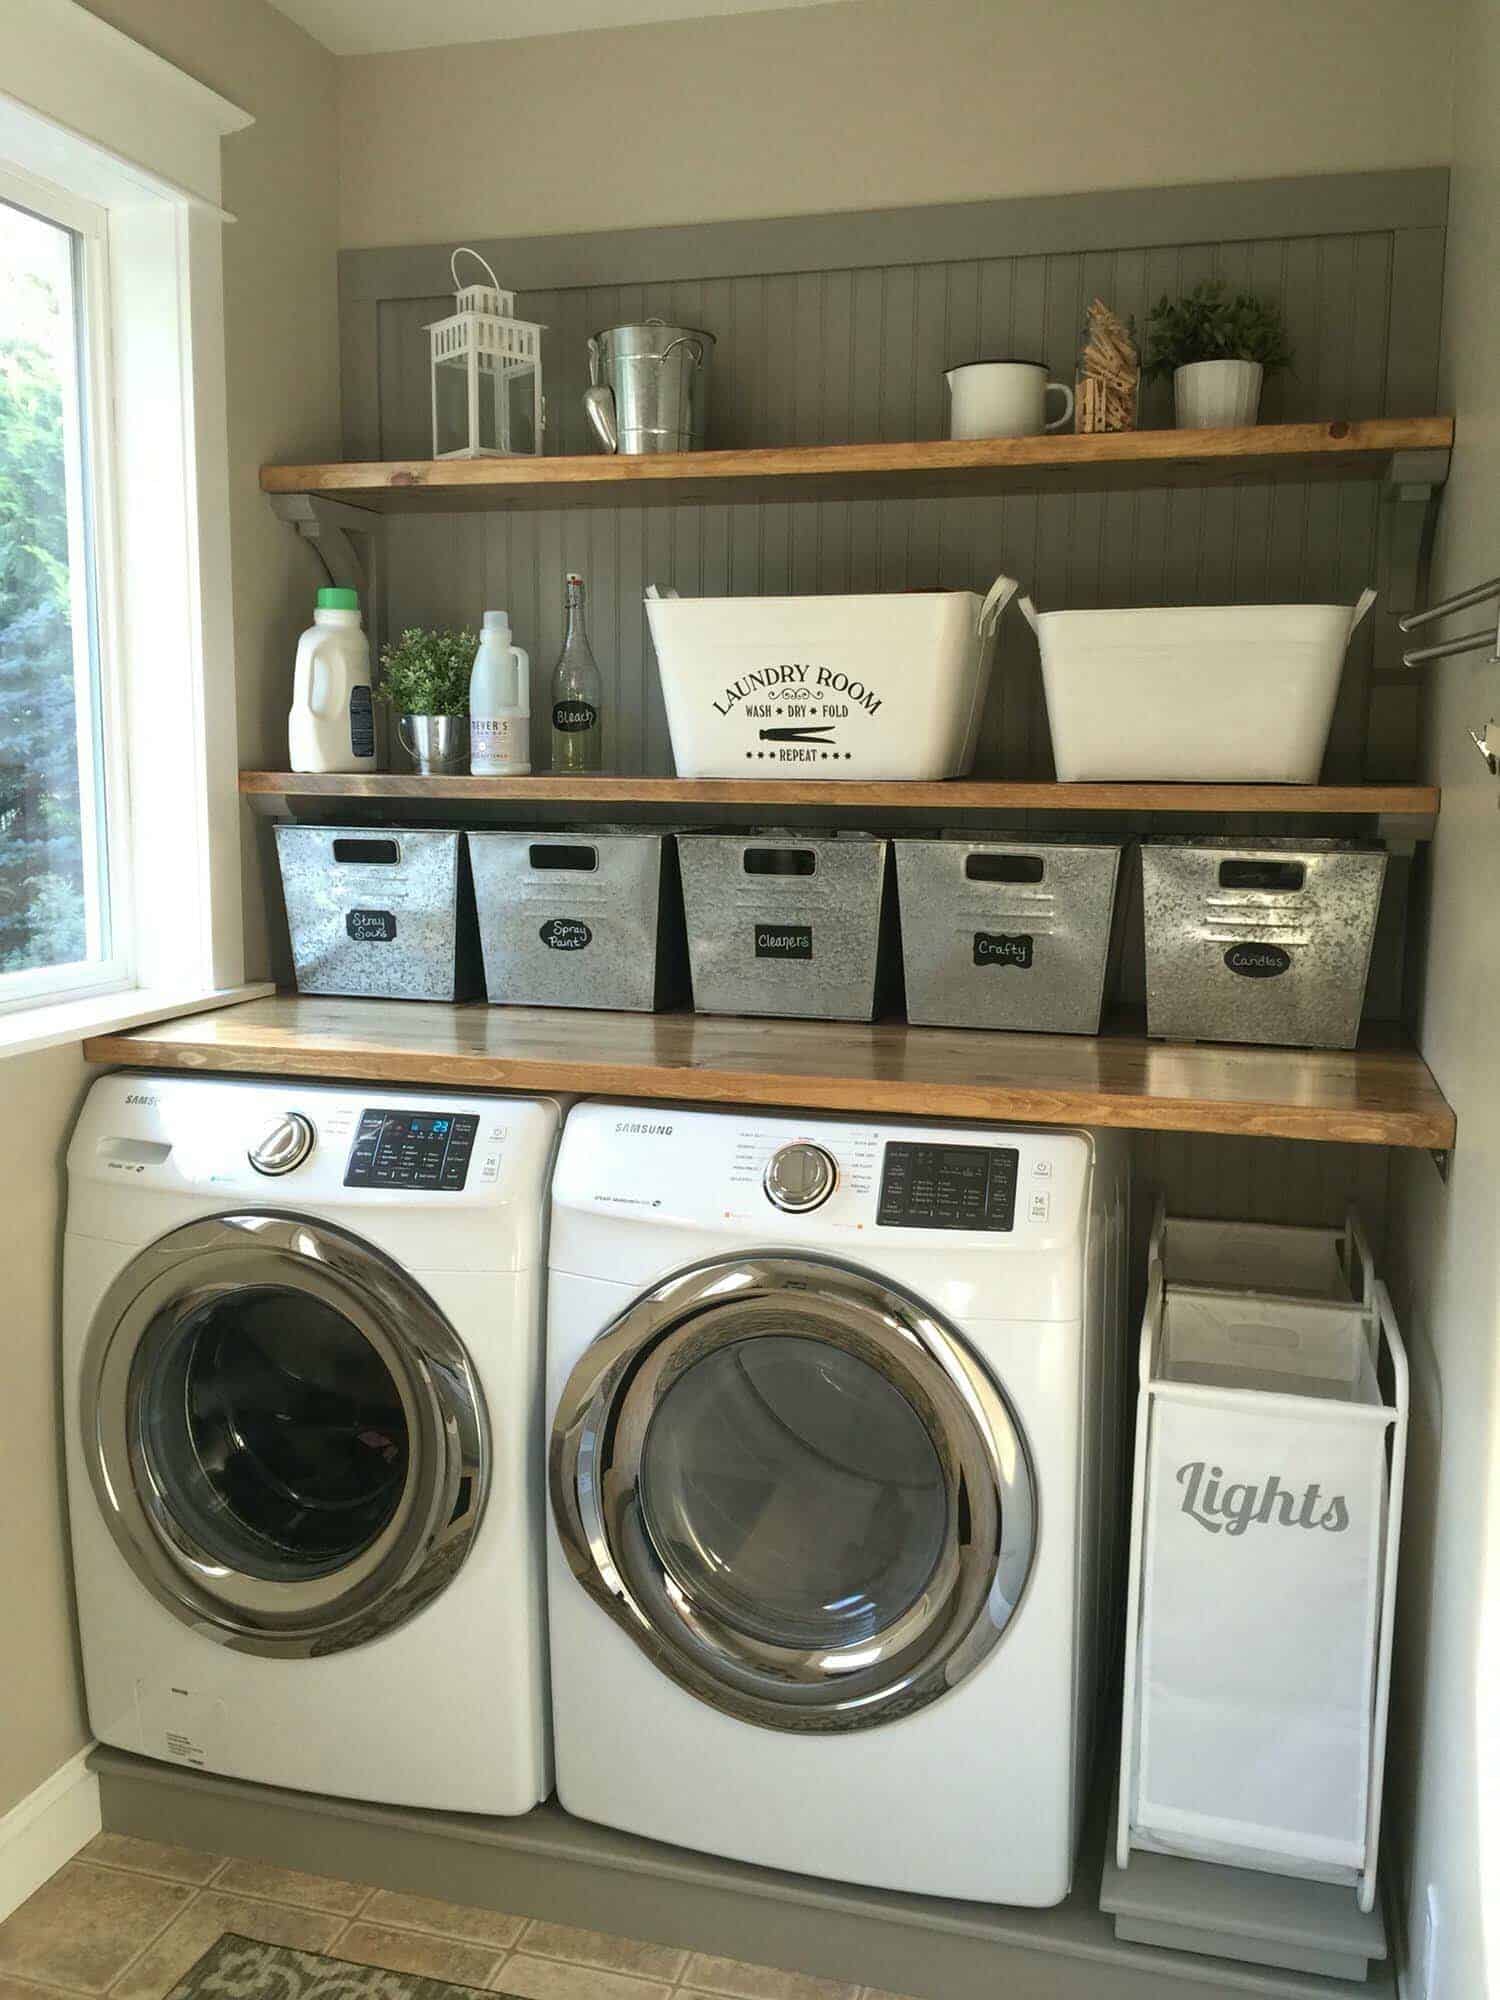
[
  {"left": 469, "top": 609, "right": 531, "bottom": 775},
  {"left": 288, "top": 587, "right": 376, "bottom": 773}
]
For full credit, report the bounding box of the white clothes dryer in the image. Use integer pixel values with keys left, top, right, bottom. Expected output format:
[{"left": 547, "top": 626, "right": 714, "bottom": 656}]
[
  {"left": 546, "top": 1103, "right": 1129, "bottom": 1904},
  {"left": 65, "top": 1073, "right": 560, "bottom": 1814}
]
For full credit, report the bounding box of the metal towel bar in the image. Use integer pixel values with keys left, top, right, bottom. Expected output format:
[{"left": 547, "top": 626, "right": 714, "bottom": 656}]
[{"left": 1399, "top": 574, "right": 1500, "bottom": 665}]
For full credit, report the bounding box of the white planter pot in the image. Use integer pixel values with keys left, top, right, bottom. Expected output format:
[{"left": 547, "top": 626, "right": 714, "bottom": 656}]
[{"left": 1173, "top": 359, "right": 1263, "bottom": 429}]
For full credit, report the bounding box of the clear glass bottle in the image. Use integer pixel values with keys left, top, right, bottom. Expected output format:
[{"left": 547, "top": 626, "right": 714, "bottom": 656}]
[{"left": 549, "top": 573, "right": 603, "bottom": 772}]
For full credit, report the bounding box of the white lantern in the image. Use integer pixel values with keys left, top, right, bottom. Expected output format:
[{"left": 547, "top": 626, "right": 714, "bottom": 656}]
[{"left": 427, "top": 248, "right": 545, "bottom": 459}]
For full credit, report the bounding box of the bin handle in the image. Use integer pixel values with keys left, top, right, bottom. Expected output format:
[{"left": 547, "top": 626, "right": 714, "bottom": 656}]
[
  {"left": 978, "top": 574, "right": 1020, "bottom": 637},
  {"left": 331, "top": 837, "right": 401, "bottom": 865},
  {"left": 1017, "top": 593, "right": 1040, "bottom": 633},
  {"left": 645, "top": 584, "right": 681, "bottom": 600},
  {"left": 529, "top": 843, "right": 598, "bottom": 872},
  {"left": 1351, "top": 586, "right": 1377, "bottom": 632}
]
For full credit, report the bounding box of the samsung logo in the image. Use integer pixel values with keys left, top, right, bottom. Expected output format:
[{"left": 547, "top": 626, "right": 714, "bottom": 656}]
[
  {"left": 615, "top": 1120, "right": 674, "bottom": 1136},
  {"left": 125, "top": 1093, "right": 157, "bottom": 1106}
]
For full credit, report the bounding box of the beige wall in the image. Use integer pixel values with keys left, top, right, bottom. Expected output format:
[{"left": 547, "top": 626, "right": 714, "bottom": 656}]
[
  {"left": 337, "top": 0, "right": 1457, "bottom": 248},
  {"left": 1388, "top": 1, "right": 1500, "bottom": 1993},
  {"left": 0, "top": 0, "right": 342, "bottom": 1819},
  {"left": 0, "top": 1044, "right": 92, "bottom": 1811}
]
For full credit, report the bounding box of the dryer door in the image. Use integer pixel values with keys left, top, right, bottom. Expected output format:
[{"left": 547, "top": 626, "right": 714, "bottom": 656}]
[
  {"left": 551, "top": 1253, "right": 1035, "bottom": 1732},
  {"left": 82, "top": 1213, "right": 488, "bottom": 1657}
]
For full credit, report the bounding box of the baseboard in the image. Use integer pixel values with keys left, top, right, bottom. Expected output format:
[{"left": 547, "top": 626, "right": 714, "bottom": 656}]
[{"left": 0, "top": 1747, "right": 101, "bottom": 1923}]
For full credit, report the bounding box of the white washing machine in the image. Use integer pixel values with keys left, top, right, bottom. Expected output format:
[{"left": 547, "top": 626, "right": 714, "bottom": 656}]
[
  {"left": 547, "top": 1102, "right": 1129, "bottom": 1905},
  {"left": 65, "top": 1073, "right": 560, "bottom": 1814}
]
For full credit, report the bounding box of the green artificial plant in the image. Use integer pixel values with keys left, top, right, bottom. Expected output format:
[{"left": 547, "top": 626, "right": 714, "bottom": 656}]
[
  {"left": 378, "top": 627, "right": 475, "bottom": 715},
  {"left": 1142, "top": 279, "right": 1294, "bottom": 382}
]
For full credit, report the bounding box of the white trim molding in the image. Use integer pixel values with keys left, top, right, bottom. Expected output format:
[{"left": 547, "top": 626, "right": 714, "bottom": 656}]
[
  {"left": 0, "top": 1748, "right": 101, "bottom": 1924},
  {"left": 0, "top": 0, "right": 249, "bottom": 211}
]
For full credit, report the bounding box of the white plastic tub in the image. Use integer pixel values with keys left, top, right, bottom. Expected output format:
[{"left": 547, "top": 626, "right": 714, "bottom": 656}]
[
  {"left": 646, "top": 577, "right": 1016, "bottom": 779},
  {"left": 1019, "top": 589, "right": 1376, "bottom": 782}
]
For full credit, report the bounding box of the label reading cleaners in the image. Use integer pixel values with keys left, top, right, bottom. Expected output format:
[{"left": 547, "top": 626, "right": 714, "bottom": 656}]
[
  {"left": 974, "top": 931, "right": 1033, "bottom": 969},
  {"left": 755, "top": 923, "right": 812, "bottom": 960}
]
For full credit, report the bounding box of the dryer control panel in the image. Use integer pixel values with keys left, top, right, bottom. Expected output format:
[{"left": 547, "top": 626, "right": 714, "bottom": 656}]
[{"left": 877, "top": 1141, "right": 1018, "bottom": 1232}]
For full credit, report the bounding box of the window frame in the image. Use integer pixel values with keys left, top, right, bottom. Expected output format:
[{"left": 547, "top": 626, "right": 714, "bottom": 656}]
[
  {"left": 0, "top": 159, "right": 134, "bottom": 1016},
  {"left": 0, "top": 0, "right": 260, "bottom": 1051}
]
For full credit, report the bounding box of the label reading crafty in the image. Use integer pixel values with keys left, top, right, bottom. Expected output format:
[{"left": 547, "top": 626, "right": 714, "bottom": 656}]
[
  {"left": 1224, "top": 942, "right": 1292, "bottom": 978},
  {"left": 755, "top": 923, "right": 813, "bottom": 960},
  {"left": 346, "top": 908, "right": 396, "bottom": 942},
  {"left": 553, "top": 701, "right": 598, "bottom": 733},
  {"left": 974, "top": 931, "right": 1033, "bottom": 969},
  {"left": 349, "top": 684, "right": 375, "bottom": 759},
  {"left": 540, "top": 917, "right": 592, "bottom": 951}
]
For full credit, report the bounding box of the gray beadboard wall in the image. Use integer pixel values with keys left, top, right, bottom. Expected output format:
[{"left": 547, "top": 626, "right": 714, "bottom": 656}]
[
  {"left": 341, "top": 169, "right": 1446, "bottom": 785},
  {"left": 328, "top": 168, "right": 1446, "bottom": 1235}
]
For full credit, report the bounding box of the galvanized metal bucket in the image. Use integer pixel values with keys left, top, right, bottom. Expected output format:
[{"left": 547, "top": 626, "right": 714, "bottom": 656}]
[
  {"left": 584, "top": 320, "right": 713, "bottom": 454},
  {"left": 468, "top": 829, "right": 686, "bottom": 1012},
  {"left": 895, "top": 836, "right": 1123, "bottom": 1034},
  {"left": 274, "top": 825, "right": 482, "bottom": 1001},
  {"left": 678, "top": 830, "right": 895, "bottom": 1021},
  {"left": 1141, "top": 838, "right": 1388, "bottom": 1049}
]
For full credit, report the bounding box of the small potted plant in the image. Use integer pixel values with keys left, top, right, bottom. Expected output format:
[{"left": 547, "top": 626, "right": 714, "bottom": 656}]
[
  {"left": 1143, "top": 279, "right": 1293, "bottom": 429},
  {"left": 379, "top": 626, "right": 475, "bottom": 773}
]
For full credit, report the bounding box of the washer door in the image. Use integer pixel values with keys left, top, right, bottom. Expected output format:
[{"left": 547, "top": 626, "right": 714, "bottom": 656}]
[
  {"left": 82, "top": 1213, "right": 488, "bottom": 1657},
  {"left": 550, "top": 1254, "right": 1035, "bottom": 1732}
]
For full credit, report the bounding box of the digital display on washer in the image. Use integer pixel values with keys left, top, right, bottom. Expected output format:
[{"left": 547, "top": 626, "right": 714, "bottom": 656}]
[
  {"left": 344, "top": 1111, "right": 479, "bottom": 1190},
  {"left": 877, "top": 1142, "right": 1019, "bottom": 1231}
]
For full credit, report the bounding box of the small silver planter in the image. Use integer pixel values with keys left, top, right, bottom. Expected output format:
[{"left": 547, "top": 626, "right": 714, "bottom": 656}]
[
  {"left": 468, "top": 829, "right": 686, "bottom": 1012},
  {"left": 895, "top": 836, "right": 1123, "bottom": 1034},
  {"left": 397, "top": 713, "right": 468, "bottom": 774},
  {"left": 275, "top": 824, "right": 482, "bottom": 1001},
  {"left": 1142, "top": 838, "right": 1388, "bottom": 1049},
  {"left": 678, "top": 830, "right": 893, "bottom": 1022}
]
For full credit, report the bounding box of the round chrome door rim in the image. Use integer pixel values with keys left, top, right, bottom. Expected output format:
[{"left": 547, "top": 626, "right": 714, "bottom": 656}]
[
  {"left": 550, "top": 1253, "right": 1036, "bottom": 1732},
  {"left": 82, "top": 1212, "right": 489, "bottom": 1658}
]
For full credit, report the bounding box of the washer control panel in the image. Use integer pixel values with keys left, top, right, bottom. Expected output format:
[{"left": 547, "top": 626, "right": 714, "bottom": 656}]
[
  {"left": 877, "top": 1141, "right": 1019, "bottom": 1232},
  {"left": 344, "top": 1110, "right": 480, "bottom": 1190}
]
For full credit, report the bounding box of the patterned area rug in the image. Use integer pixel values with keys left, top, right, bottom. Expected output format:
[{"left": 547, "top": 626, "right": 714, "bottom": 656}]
[{"left": 169, "top": 1934, "right": 516, "bottom": 2000}]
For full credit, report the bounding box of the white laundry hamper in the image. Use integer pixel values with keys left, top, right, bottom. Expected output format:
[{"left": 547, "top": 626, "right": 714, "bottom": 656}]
[
  {"left": 1020, "top": 589, "right": 1376, "bottom": 782},
  {"left": 646, "top": 577, "right": 1017, "bottom": 779},
  {"left": 1118, "top": 1249, "right": 1407, "bottom": 1913}
]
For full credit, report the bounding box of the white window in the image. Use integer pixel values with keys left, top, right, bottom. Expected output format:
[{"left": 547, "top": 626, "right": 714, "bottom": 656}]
[
  {"left": 0, "top": 0, "right": 261, "bottom": 1053},
  {"left": 0, "top": 170, "right": 126, "bottom": 1013}
]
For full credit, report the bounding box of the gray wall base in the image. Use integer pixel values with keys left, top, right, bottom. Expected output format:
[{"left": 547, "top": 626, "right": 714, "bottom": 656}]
[{"left": 92, "top": 1749, "right": 1394, "bottom": 2000}]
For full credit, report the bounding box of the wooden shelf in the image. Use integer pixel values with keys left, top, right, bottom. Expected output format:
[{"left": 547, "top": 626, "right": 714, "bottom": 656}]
[
  {"left": 81, "top": 995, "right": 1457, "bottom": 1151},
  {"left": 259, "top": 418, "right": 1453, "bottom": 513},
  {"left": 238, "top": 772, "right": 1440, "bottom": 819}
]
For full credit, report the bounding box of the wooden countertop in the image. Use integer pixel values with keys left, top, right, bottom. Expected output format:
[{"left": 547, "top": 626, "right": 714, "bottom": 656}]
[{"left": 81, "top": 995, "right": 1457, "bottom": 1150}]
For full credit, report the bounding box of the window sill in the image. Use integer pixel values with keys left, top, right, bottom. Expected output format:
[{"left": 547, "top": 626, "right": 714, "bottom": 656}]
[{"left": 0, "top": 981, "right": 274, "bottom": 1062}]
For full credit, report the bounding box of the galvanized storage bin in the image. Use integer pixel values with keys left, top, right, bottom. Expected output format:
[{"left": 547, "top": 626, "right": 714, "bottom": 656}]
[
  {"left": 1142, "top": 839, "right": 1388, "bottom": 1049},
  {"left": 678, "top": 830, "right": 894, "bottom": 1021},
  {"left": 895, "top": 836, "right": 1122, "bottom": 1033},
  {"left": 467, "top": 828, "right": 685, "bottom": 1012},
  {"left": 274, "top": 824, "right": 481, "bottom": 1001}
]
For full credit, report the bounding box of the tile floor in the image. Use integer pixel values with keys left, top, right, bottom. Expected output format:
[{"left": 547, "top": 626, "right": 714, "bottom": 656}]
[{"left": 0, "top": 1837, "right": 910, "bottom": 2000}]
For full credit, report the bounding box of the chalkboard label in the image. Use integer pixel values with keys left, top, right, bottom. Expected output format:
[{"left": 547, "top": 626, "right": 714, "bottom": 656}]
[
  {"left": 346, "top": 908, "right": 396, "bottom": 942},
  {"left": 540, "top": 918, "right": 592, "bottom": 951},
  {"left": 974, "top": 931, "right": 1033, "bottom": 969},
  {"left": 1224, "top": 942, "right": 1292, "bottom": 978},
  {"left": 755, "top": 923, "right": 813, "bottom": 960},
  {"left": 553, "top": 701, "right": 598, "bottom": 733}
]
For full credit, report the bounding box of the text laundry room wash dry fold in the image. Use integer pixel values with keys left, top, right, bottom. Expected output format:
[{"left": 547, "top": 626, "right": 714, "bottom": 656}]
[{"left": 646, "top": 577, "right": 1018, "bottom": 778}]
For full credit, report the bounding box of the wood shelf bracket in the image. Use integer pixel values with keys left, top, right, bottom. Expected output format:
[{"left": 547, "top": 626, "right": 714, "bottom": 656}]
[{"left": 269, "top": 492, "right": 387, "bottom": 654}]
